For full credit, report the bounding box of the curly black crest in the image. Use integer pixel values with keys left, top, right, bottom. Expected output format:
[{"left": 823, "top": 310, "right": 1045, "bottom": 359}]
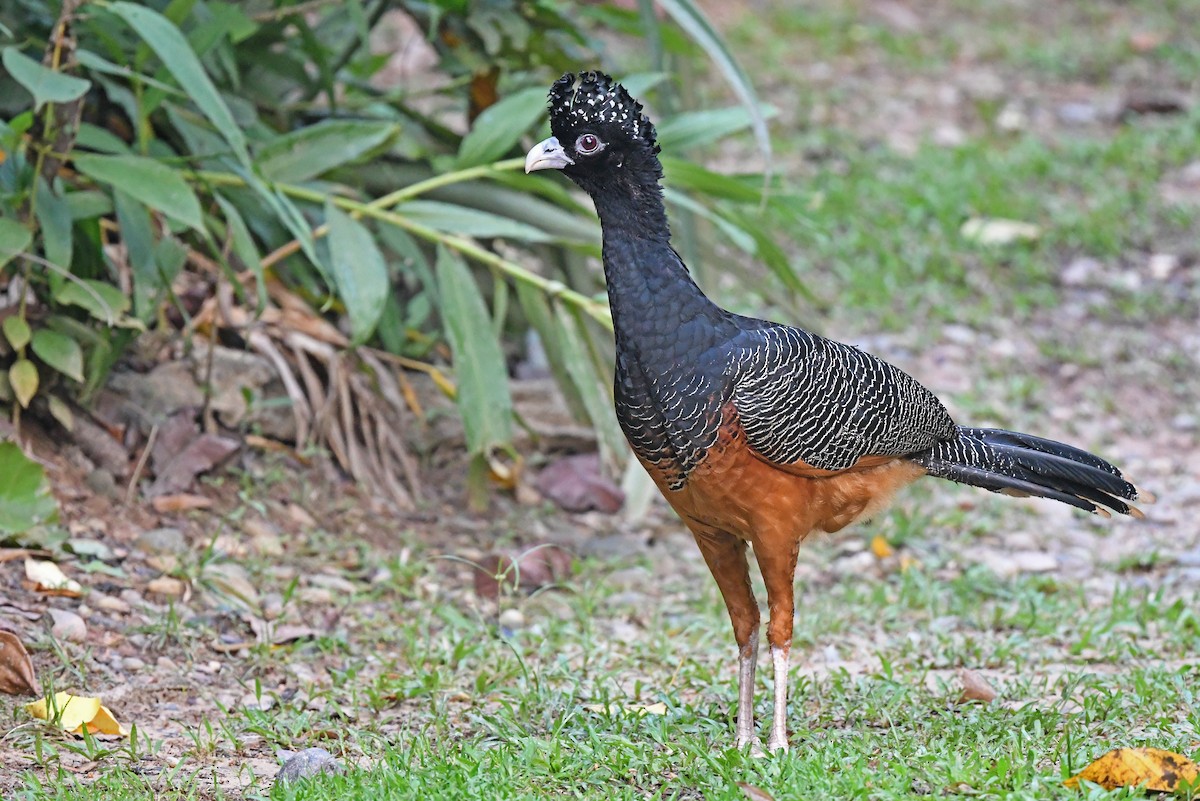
[{"left": 548, "top": 71, "right": 660, "bottom": 153}]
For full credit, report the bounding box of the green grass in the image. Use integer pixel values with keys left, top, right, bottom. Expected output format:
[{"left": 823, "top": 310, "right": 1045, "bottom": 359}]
[{"left": 9, "top": 526, "right": 1199, "bottom": 799}]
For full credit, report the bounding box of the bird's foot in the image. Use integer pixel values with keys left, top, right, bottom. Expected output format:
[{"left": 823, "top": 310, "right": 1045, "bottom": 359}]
[
  {"left": 765, "top": 731, "right": 789, "bottom": 754},
  {"left": 736, "top": 735, "right": 768, "bottom": 758}
]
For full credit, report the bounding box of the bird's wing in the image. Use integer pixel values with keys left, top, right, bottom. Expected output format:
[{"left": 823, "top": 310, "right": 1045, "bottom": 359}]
[{"left": 729, "top": 324, "right": 958, "bottom": 474}]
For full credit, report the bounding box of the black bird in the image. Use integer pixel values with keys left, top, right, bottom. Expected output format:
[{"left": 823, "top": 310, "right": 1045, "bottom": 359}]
[{"left": 524, "top": 71, "right": 1149, "bottom": 753}]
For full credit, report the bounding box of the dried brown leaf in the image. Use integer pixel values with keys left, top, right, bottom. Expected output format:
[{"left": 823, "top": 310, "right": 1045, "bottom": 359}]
[
  {"left": 535, "top": 454, "right": 624, "bottom": 514},
  {"left": 1064, "top": 747, "right": 1199, "bottom": 791},
  {"left": 146, "top": 433, "right": 239, "bottom": 497},
  {"left": 957, "top": 668, "right": 997, "bottom": 704},
  {"left": 151, "top": 493, "right": 214, "bottom": 513},
  {"left": 0, "top": 630, "right": 38, "bottom": 696},
  {"left": 737, "top": 783, "right": 777, "bottom": 801}
]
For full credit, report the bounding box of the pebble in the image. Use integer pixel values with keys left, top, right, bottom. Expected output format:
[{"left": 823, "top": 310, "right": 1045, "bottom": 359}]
[
  {"left": 121, "top": 656, "right": 146, "bottom": 671},
  {"left": 1147, "top": 253, "right": 1179, "bottom": 281},
  {"left": 498, "top": 608, "right": 525, "bottom": 630},
  {"left": 84, "top": 468, "right": 118, "bottom": 498},
  {"left": 606, "top": 566, "right": 652, "bottom": 591},
  {"left": 148, "top": 576, "right": 187, "bottom": 597},
  {"left": 274, "top": 748, "right": 341, "bottom": 786},
  {"left": 94, "top": 595, "right": 131, "bottom": 614},
  {"left": 1057, "top": 102, "right": 1100, "bottom": 126},
  {"left": 1061, "top": 257, "right": 1102, "bottom": 287},
  {"left": 137, "top": 527, "right": 187, "bottom": 555},
  {"left": 48, "top": 609, "right": 87, "bottom": 642}
]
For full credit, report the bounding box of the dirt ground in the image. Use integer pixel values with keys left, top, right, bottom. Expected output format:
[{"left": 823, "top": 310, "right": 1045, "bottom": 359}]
[{"left": 2, "top": 0, "right": 1198, "bottom": 797}]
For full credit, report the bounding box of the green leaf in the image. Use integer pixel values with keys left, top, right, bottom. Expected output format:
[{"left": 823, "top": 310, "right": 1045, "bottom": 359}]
[
  {"left": 662, "top": 157, "right": 762, "bottom": 202},
  {"left": 0, "top": 218, "right": 32, "bottom": 269},
  {"left": 3, "top": 316, "right": 31, "bottom": 350},
  {"left": 457, "top": 86, "right": 548, "bottom": 168},
  {"left": 323, "top": 202, "right": 390, "bottom": 345},
  {"left": 656, "top": 105, "right": 777, "bottom": 153},
  {"left": 75, "top": 154, "right": 204, "bottom": 231},
  {"left": 0, "top": 441, "right": 59, "bottom": 534},
  {"left": 1, "top": 47, "right": 91, "bottom": 110},
  {"left": 31, "top": 329, "right": 84, "bottom": 383},
  {"left": 9, "top": 359, "right": 38, "bottom": 408},
  {"left": 555, "top": 304, "right": 626, "bottom": 470},
  {"left": 436, "top": 245, "right": 513, "bottom": 456},
  {"left": 54, "top": 280, "right": 131, "bottom": 323},
  {"left": 107, "top": 1, "right": 249, "bottom": 164},
  {"left": 258, "top": 120, "right": 400, "bottom": 183},
  {"left": 653, "top": 0, "right": 772, "bottom": 163},
  {"left": 396, "top": 201, "right": 554, "bottom": 243},
  {"left": 34, "top": 178, "right": 73, "bottom": 269}
]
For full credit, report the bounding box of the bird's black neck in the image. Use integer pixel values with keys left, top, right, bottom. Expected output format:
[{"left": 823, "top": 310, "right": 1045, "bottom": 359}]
[{"left": 586, "top": 175, "right": 726, "bottom": 349}]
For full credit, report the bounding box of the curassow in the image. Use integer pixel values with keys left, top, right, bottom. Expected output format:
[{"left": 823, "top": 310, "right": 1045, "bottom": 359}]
[{"left": 524, "top": 71, "right": 1149, "bottom": 754}]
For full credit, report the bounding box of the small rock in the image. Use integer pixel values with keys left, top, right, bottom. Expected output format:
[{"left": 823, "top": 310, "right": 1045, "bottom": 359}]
[
  {"left": 94, "top": 595, "right": 131, "bottom": 614},
  {"left": 1056, "top": 102, "right": 1099, "bottom": 126},
  {"left": 137, "top": 527, "right": 188, "bottom": 556},
  {"left": 1171, "top": 413, "right": 1197, "bottom": 432},
  {"left": 48, "top": 609, "right": 87, "bottom": 643},
  {"left": 932, "top": 124, "right": 966, "bottom": 147},
  {"left": 1012, "top": 551, "right": 1058, "bottom": 573},
  {"left": 1061, "top": 257, "right": 1102, "bottom": 286},
  {"left": 147, "top": 576, "right": 187, "bottom": 597},
  {"left": 85, "top": 468, "right": 118, "bottom": 498},
  {"left": 1147, "top": 253, "right": 1179, "bottom": 281},
  {"left": 157, "top": 656, "right": 177, "bottom": 671},
  {"left": 275, "top": 748, "right": 342, "bottom": 786},
  {"left": 498, "top": 608, "right": 525, "bottom": 630},
  {"left": 121, "top": 656, "right": 146, "bottom": 671},
  {"left": 261, "top": 593, "right": 284, "bottom": 621},
  {"left": 996, "top": 103, "right": 1027, "bottom": 132}
]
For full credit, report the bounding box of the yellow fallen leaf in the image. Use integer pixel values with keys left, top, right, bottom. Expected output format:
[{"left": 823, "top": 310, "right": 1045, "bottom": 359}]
[
  {"left": 584, "top": 702, "right": 667, "bottom": 716},
  {"left": 24, "top": 559, "right": 83, "bottom": 596},
  {"left": 870, "top": 535, "right": 894, "bottom": 559},
  {"left": 1064, "top": 747, "right": 1198, "bottom": 791},
  {"left": 25, "top": 691, "right": 128, "bottom": 736}
]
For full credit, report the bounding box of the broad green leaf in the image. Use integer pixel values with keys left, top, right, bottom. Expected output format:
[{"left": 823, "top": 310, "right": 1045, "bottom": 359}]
[
  {"left": 616, "top": 72, "right": 670, "bottom": 100},
  {"left": 3, "top": 316, "right": 31, "bottom": 350},
  {"left": 31, "top": 329, "right": 84, "bottom": 383},
  {"left": 114, "top": 190, "right": 158, "bottom": 319},
  {"left": 436, "top": 245, "right": 513, "bottom": 455},
  {"left": 75, "top": 49, "right": 184, "bottom": 98},
  {"left": 323, "top": 202, "right": 390, "bottom": 345},
  {"left": 258, "top": 120, "right": 400, "bottom": 183},
  {"left": 65, "top": 191, "right": 113, "bottom": 220},
  {"left": 33, "top": 178, "right": 73, "bottom": 269},
  {"left": 0, "top": 218, "right": 32, "bottom": 269},
  {"left": 457, "top": 86, "right": 548, "bottom": 168},
  {"left": 656, "top": 105, "right": 778, "bottom": 153},
  {"left": 653, "top": 0, "right": 772, "bottom": 163},
  {"left": 55, "top": 280, "right": 131, "bottom": 323},
  {"left": 0, "top": 441, "right": 59, "bottom": 534},
  {"left": 9, "top": 359, "right": 38, "bottom": 408},
  {"left": 662, "top": 158, "right": 762, "bottom": 202},
  {"left": 514, "top": 282, "right": 587, "bottom": 421},
  {"left": 75, "top": 154, "right": 203, "bottom": 231},
  {"left": 1, "top": 47, "right": 91, "bottom": 110},
  {"left": 396, "top": 201, "right": 554, "bottom": 243},
  {"left": 108, "top": 1, "right": 249, "bottom": 164}
]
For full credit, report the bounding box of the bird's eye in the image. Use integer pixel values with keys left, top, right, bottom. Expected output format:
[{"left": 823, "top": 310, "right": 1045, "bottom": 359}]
[{"left": 575, "top": 134, "right": 602, "bottom": 155}]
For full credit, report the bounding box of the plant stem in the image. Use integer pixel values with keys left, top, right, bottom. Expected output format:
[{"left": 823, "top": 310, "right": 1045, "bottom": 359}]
[{"left": 194, "top": 167, "right": 613, "bottom": 330}]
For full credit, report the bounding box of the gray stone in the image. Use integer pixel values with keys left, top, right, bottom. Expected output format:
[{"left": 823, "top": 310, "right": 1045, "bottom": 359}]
[
  {"left": 274, "top": 748, "right": 342, "bottom": 786},
  {"left": 136, "top": 527, "right": 187, "bottom": 555}
]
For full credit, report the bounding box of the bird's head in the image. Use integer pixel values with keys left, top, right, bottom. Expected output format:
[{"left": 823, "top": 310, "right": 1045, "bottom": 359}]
[{"left": 525, "top": 71, "right": 663, "bottom": 199}]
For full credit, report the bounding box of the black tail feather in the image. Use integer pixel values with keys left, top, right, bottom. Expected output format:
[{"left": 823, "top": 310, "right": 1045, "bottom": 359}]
[{"left": 912, "top": 427, "right": 1144, "bottom": 517}]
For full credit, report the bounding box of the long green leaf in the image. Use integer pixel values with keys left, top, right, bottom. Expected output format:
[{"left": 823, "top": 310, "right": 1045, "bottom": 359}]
[
  {"left": 323, "top": 201, "right": 390, "bottom": 345},
  {"left": 108, "top": 1, "right": 249, "bottom": 164},
  {"left": 457, "top": 86, "right": 548, "bottom": 168},
  {"left": 75, "top": 154, "right": 203, "bottom": 231},
  {"left": 653, "top": 0, "right": 771, "bottom": 163},
  {"left": 2, "top": 47, "right": 90, "bottom": 110},
  {"left": 0, "top": 218, "right": 32, "bottom": 269},
  {"left": 555, "top": 304, "right": 626, "bottom": 470},
  {"left": 34, "top": 178, "right": 73, "bottom": 269},
  {"left": 396, "top": 200, "right": 554, "bottom": 243},
  {"left": 656, "top": 105, "right": 777, "bottom": 153},
  {"left": 436, "top": 245, "right": 513, "bottom": 456},
  {"left": 214, "top": 194, "right": 267, "bottom": 311},
  {"left": 258, "top": 120, "right": 400, "bottom": 183}
]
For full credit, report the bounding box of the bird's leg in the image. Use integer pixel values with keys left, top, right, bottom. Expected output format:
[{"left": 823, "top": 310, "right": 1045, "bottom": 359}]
[
  {"left": 688, "top": 526, "right": 761, "bottom": 752},
  {"left": 753, "top": 537, "right": 801, "bottom": 754},
  {"left": 736, "top": 629, "right": 759, "bottom": 751}
]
